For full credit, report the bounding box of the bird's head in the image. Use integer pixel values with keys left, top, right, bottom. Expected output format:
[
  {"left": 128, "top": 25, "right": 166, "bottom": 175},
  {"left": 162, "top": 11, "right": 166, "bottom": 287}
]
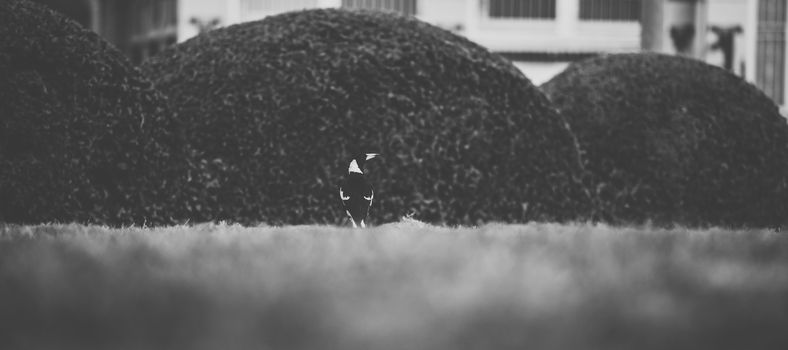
[{"left": 348, "top": 153, "right": 379, "bottom": 174}]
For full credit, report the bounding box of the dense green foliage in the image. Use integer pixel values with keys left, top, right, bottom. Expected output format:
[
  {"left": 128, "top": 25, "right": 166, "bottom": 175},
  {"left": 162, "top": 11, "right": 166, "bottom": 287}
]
[
  {"left": 0, "top": 0, "right": 185, "bottom": 225},
  {"left": 143, "top": 9, "right": 591, "bottom": 225},
  {"left": 541, "top": 53, "right": 788, "bottom": 228}
]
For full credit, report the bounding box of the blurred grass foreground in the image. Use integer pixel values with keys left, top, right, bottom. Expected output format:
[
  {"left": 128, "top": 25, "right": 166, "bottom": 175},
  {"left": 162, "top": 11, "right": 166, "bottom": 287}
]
[{"left": 1, "top": 221, "right": 787, "bottom": 350}]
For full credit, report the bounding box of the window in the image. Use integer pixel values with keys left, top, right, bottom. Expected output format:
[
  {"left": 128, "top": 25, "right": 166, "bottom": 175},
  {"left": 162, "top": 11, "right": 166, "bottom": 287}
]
[
  {"left": 488, "top": 0, "right": 556, "bottom": 19},
  {"left": 579, "top": 0, "right": 640, "bottom": 22},
  {"left": 342, "top": 0, "right": 417, "bottom": 16},
  {"left": 757, "top": 0, "right": 787, "bottom": 104}
]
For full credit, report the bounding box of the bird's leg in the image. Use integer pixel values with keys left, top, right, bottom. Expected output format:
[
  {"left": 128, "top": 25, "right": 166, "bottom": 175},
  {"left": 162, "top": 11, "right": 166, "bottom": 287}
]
[{"left": 346, "top": 210, "right": 358, "bottom": 228}]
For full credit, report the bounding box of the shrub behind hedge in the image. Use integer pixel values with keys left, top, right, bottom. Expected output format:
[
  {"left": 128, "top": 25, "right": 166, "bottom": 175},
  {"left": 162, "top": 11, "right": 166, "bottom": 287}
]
[
  {"left": 143, "top": 9, "right": 592, "bottom": 225},
  {"left": 0, "top": 0, "right": 185, "bottom": 225},
  {"left": 541, "top": 53, "right": 788, "bottom": 228}
]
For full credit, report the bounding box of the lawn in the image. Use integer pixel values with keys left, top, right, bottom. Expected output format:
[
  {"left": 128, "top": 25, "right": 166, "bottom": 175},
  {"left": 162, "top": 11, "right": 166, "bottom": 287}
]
[{"left": 1, "top": 220, "right": 787, "bottom": 349}]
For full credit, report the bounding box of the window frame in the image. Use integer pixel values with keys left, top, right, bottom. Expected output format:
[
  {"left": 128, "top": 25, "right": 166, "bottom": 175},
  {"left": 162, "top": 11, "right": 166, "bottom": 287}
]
[
  {"left": 578, "top": 0, "right": 641, "bottom": 22},
  {"left": 486, "top": 0, "right": 557, "bottom": 20}
]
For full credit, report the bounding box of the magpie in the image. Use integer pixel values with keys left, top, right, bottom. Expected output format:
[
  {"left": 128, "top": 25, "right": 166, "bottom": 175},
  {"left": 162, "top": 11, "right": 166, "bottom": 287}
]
[{"left": 339, "top": 153, "right": 379, "bottom": 228}]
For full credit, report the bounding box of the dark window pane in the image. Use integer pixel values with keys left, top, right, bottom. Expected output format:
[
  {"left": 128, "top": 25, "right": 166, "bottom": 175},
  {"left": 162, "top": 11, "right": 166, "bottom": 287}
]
[
  {"left": 580, "top": 0, "right": 640, "bottom": 21},
  {"left": 341, "top": 0, "right": 418, "bottom": 16},
  {"left": 489, "top": 0, "right": 556, "bottom": 19}
]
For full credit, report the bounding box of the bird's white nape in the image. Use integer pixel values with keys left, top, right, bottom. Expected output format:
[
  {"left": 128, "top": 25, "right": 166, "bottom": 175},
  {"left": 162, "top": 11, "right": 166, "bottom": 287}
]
[
  {"left": 348, "top": 159, "right": 362, "bottom": 174},
  {"left": 365, "top": 153, "right": 379, "bottom": 161}
]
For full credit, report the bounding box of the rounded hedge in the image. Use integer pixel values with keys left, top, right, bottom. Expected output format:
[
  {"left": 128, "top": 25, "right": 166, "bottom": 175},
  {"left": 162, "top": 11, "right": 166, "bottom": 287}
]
[
  {"left": 143, "top": 9, "right": 591, "bottom": 226},
  {"left": 541, "top": 53, "right": 788, "bottom": 228},
  {"left": 0, "top": 0, "right": 185, "bottom": 225}
]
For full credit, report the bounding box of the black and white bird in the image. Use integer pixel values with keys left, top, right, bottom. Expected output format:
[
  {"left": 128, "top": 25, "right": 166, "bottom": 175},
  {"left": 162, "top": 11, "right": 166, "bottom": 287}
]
[{"left": 339, "top": 153, "right": 379, "bottom": 228}]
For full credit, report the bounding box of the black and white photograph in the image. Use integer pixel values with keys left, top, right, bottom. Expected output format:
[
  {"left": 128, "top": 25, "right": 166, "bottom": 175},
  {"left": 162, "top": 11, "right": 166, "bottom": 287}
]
[{"left": 1, "top": 0, "right": 787, "bottom": 349}]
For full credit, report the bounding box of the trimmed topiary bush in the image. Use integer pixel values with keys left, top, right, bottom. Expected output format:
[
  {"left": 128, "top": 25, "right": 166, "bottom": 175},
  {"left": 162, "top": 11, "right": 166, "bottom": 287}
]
[
  {"left": 0, "top": 0, "right": 185, "bottom": 225},
  {"left": 143, "top": 9, "right": 591, "bottom": 226},
  {"left": 541, "top": 53, "right": 788, "bottom": 228}
]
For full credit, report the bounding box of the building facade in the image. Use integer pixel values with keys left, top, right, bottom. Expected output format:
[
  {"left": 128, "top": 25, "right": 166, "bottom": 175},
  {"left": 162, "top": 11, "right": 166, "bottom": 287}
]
[
  {"left": 29, "top": 0, "right": 788, "bottom": 109},
  {"left": 176, "top": 0, "right": 642, "bottom": 84},
  {"left": 641, "top": 0, "right": 786, "bottom": 107}
]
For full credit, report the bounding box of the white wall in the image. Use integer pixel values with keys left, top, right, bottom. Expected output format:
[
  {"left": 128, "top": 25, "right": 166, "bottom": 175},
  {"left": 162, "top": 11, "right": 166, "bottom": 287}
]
[
  {"left": 417, "top": 0, "right": 466, "bottom": 32},
  {"left": 513, "top": 61, "right": 570, "bottom": 85},
  {"left": 178, "top": 0, "right": 333, "bottom": 41},
  {"left": 178, "top": 0, "right": 228, "bottom": 42},
  {"left": 237, "top": 0, "right": 320, "bottom": 23}
]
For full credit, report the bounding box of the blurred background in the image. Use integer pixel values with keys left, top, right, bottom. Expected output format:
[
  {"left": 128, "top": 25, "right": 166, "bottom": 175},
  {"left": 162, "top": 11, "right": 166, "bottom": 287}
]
[{"left": 30, "top": 0, "right": 786, "bottom": 113}]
